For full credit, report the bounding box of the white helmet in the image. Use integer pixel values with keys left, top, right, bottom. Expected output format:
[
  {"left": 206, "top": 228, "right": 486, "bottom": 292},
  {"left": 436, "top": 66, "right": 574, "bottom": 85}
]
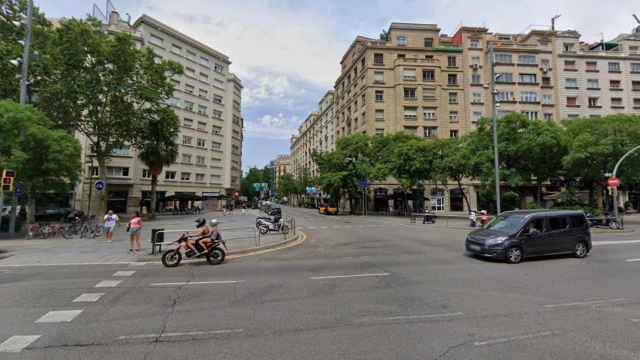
[{"left": 210, "top": 219, "right": 219, "bottom": 227}]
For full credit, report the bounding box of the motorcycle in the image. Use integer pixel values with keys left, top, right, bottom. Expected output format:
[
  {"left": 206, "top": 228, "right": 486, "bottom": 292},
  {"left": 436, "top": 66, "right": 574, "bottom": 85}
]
[
  {"left": 161, "top": 233, "right": 227, "bottom": 267},
  {"left": 256, "top": 216, "right": 289, "bottom": 235}
]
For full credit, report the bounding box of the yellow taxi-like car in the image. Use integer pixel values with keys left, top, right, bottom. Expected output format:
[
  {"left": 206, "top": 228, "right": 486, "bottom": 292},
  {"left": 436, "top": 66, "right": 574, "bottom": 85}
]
[{"left": 325, "top": 207, "right": 338, "bottom": 215}]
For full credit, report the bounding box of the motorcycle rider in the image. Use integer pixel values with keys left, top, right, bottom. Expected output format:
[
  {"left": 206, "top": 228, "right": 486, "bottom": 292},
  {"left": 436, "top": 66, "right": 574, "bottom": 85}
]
[
  {"left": 186, "top": 218, "right": 211, "bottom": 255},
  {"left": 198, "top": 219, "right": 222, "bottom": 250}
]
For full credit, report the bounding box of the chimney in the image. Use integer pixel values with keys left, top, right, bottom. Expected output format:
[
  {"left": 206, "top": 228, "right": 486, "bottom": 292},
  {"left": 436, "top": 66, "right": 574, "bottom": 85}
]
[{"left": 109, "top": 10, "right": 120, "bottom": 25}]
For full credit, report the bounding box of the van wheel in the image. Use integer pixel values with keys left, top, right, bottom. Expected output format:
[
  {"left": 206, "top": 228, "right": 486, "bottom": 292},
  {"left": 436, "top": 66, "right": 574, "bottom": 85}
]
[
  {"left": 574, "top": 242, "right": 588, "bottom": 258},
  {"left": 506, "top": 247, "right": 523, "bottom": 264}
]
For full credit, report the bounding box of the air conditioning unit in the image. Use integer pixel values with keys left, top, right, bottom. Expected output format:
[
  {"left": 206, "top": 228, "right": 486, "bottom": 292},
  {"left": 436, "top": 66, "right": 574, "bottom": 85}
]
[{"left": 472, "top": 64, "right": 480, "bottom": 70}]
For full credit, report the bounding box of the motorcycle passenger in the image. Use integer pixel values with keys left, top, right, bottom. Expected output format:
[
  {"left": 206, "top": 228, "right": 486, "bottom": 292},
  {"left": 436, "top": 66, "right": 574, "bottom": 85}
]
[
  {"left": 187, "top": 218, "right": 211, "bottom": 255},
  {"left": 198, "top": 219, "right": 222, "bottom": 250}
]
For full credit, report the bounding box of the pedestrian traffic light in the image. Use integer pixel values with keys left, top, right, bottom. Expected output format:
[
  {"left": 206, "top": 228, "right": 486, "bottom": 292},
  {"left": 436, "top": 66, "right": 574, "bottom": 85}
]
[{"left": 1, "top": 169, "right": 16, "bottom": 192}]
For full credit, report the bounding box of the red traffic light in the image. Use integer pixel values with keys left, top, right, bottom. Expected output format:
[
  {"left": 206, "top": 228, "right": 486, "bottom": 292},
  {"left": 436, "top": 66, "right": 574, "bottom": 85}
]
[
  {"left": 2, "top": 170, "right": 16, "bottom": 178},
  {"left": 2, "top": 177, "right": 12, "bottom": 185}
]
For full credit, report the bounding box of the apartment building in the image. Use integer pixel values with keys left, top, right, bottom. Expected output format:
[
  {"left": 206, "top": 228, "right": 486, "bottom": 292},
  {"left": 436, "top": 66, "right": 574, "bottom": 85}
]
[
  {"left": 554, "top": 31, "right": 640, "bottom": 119},
  {"left": 316, "top": 91, "right": 337, "bottom": 154},
  {"left": 73, "top": 12, "right": 243, "bottom": 214},
  {"left": 272, "top": 155, "right": 291, "bottom": 188}
]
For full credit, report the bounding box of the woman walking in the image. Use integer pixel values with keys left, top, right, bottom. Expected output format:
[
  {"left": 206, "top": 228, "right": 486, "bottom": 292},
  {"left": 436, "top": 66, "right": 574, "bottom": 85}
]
[
  {"left": 128, "top": 211, "right": 144, "bottom": 254},
  {"left": 103, "top": 210, "right": 119, "bottom": 242}
]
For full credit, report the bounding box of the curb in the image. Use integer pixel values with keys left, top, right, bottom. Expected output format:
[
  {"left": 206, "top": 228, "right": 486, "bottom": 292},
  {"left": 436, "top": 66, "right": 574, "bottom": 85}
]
[{"left": 135, "top": 231, "right": 307, "bottom": 262}]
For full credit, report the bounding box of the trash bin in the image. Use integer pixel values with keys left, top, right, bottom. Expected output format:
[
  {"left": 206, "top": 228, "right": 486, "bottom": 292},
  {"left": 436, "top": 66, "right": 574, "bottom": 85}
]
[{"left": 151, "top": 228, "right": 165, "bottom": 255}]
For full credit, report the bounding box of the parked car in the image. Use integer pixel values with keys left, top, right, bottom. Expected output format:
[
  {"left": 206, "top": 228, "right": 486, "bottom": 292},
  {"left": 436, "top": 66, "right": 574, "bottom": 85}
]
[{"left": 465, "top": 210, "right": 591, "bottom": 264}]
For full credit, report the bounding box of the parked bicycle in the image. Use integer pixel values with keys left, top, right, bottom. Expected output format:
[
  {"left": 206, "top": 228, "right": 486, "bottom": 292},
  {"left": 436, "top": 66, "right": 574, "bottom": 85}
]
[
  {"left": 62, "top": 216, "right": 103, "bottom": 239},
  {"left": 26, "top": 223, "right": 66, "bottom": 239}
]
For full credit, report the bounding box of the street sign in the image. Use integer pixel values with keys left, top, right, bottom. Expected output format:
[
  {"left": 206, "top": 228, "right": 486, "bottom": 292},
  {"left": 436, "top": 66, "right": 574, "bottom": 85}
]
[
  {"left": 358, "top": 180, "right": 369, "bottom": 189},
  {"left": 253, "top": 183, "right": 268, "bottom": 191},
  {"left": 608, "top": 177, "right": 621, "bottom": 187},
  {"left": 95, "top": 180, "right": 105, "bottom": 191},
  {"left": 306, "top": 186, "right": 317, "bottom": 194}
]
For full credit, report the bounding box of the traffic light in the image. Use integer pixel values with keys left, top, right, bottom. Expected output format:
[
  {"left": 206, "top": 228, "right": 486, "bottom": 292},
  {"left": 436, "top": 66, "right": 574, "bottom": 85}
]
[{"left": 1, "top": 169, "right": 16, "bottom": 192}]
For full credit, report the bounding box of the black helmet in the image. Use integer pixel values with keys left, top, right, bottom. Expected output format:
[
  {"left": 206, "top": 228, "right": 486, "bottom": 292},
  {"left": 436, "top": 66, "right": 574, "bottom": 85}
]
[{"left": 195, "top": 217, "right": 206, "bottom": 228}]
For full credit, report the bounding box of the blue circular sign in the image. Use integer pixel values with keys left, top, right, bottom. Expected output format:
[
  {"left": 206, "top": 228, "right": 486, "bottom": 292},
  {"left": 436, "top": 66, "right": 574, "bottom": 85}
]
[{"left": 95, "top": 180, "right": 105, "bottom": 191}]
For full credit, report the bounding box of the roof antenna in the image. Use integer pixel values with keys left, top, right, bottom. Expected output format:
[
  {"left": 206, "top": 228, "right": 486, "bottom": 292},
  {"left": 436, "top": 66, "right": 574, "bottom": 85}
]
[
  {"left": 633, "top": 14, "right": 640, "bottom": 33},
  {"left": 551, "top": 14, "right": 561, "bottom": 31}
]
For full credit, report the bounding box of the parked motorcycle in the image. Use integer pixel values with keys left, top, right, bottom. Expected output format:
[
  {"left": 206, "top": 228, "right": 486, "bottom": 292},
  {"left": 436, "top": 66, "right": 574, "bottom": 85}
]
[
  {"left": 256, "top": 216, "right": 289, "bottom": 235},
  {"left": 161, "top": 233, "right": 227, "bottom": 267}
]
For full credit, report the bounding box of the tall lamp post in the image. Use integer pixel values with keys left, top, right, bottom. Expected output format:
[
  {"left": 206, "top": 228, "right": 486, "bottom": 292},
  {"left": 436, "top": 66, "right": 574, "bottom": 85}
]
[
  {"left": 489, "top": 45, "right": 502, "bottom": 215},
  {"left": 610, "top": 144, "right": 640, "bottom": 228}
]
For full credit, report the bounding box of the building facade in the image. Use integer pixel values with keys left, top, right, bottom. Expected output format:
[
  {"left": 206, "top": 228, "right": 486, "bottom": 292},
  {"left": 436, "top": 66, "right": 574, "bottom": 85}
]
[
  {"left": 273, "top": 154, "right": 291, "bottom": 189},
  {"left": 74, "top": 12, "right": 243, "bottom": 214}
]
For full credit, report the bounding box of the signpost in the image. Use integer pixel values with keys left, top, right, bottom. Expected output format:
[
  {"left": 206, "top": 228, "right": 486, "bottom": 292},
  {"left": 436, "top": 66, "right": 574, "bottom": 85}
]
[
  {"left": 95, "top": 180, "right": 105, "bottom": 191},
  {"left": 358, "top": 180, "right": 369, "bottom": 216},
  {"left": 607, "top": 177, "right": 620, "bottom": 187}
]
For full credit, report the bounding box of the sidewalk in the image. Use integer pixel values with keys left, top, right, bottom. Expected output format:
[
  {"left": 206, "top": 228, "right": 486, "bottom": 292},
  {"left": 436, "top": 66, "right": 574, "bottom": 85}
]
[{"left": 0, "top": 209, "right": 298, "bottom": 266}]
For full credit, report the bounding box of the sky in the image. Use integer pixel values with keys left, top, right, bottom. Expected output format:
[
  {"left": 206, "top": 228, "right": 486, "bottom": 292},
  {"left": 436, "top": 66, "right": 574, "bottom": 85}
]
[{"left": 39, "top": 0, "right": 640, "bottom": 172}]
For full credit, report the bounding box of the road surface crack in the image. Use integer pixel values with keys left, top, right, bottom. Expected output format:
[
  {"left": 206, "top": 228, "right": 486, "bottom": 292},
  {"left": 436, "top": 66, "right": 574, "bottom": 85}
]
[{"left": 433, "top": 340, "right": 472, "bottom": 360}]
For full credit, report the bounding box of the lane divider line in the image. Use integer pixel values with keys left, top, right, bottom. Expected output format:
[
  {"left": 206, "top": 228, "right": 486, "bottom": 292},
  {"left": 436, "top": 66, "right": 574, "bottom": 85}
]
[
  {"left": 73, "top": 293, "right": 105, "bottom": 303},
  {"left": 95, "top": 280, "right": 122, "bottom": 288},
  {"left": 0, "top": 335, "right": 41, "bottom": 353},
  {"left": 359, "top": 312, "right": 464, "bottom": 322},
  {"left": 35, "top": 310, "right": 83, "bottom": 323},
  {"left": 474, "top": 331, "right": 556, "bottom": 346},
  {"left": 625, "top": 258, "right": 640, "bottom": 262},
  {"left": 310, "top": 273, "right": 390, "bottom": 280},
  {"left": 150, "top": 280, "right": 244, "bottom": 286},
  {"left": 543, "top": 298, "right": 626, "bottom": 309},
  {"left": 113, "top": 271, "right": 136, "bottom": 277},
  {"left": 592, "top": 240, "right": 640, "bottom": 246},
  {"left": 116, "top": 329, "right": 244, "bottom": 340}
]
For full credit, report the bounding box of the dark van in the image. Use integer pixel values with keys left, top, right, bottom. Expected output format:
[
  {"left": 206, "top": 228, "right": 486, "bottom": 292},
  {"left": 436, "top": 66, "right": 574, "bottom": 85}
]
[{"left": 465, "top": 210, "right": 591, "bottom": 264}]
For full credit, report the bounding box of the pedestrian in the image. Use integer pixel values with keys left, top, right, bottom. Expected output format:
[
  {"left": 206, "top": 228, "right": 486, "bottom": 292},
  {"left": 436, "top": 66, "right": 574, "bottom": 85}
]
[
  {"left": 469, "top": 210, "right": 477, "bottom": 228},
  {"left": 480, "top": 210, "right": 489, "bottom": 226},
  {"left": 103, "top": 210, "right": 119, "bottom": 242},
  {"left": 127, "top": 211, "right": 144, "bottom": 254}
]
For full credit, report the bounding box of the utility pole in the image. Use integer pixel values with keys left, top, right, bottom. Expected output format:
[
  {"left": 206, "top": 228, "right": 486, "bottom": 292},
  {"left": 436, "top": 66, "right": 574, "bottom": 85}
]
[
  {"left": 489, "top": 46, "right": 502, "bottom": 214},
  {"left": 8, "top": 0, "right": 33, "bottom": 236}
]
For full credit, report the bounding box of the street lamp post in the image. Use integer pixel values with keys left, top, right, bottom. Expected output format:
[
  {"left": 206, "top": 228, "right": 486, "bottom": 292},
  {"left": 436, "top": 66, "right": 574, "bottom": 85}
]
[
  {"left": 489, "top": 46, "right": 502, "bottom": 215},
  {"left": 610, "top": 144, "right": 640, "bottom": 228}
]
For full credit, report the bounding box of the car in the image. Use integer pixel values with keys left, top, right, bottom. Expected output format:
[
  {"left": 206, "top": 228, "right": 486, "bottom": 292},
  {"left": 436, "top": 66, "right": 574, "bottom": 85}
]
[{"left": 465, "top": 210, "right": 591, "bottom": 264}]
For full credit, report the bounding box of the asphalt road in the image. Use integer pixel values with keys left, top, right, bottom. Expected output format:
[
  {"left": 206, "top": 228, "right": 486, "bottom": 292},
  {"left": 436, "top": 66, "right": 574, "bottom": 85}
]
[{"left": 2, "top": 207, "right": 640, "bottom": 359}]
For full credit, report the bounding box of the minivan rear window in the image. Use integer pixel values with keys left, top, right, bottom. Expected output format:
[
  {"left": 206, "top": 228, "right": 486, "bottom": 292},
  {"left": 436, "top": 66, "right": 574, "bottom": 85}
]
[
  {"left": 569, "top": 215, "right": 586, "bottom": 228},
  {"left": 549, "top": 217, "right": 568, "bottom": 231}
]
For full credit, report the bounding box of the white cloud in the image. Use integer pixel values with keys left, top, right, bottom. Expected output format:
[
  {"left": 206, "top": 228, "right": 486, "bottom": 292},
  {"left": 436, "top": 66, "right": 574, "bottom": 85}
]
[{"left": 244, "top": 113, "right": 301, "bottom": 140}]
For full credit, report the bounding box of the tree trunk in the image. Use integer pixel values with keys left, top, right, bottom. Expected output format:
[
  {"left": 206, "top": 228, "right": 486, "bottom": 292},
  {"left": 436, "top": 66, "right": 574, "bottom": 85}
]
[
  {"left": 98, "top": 158, "right": 108, "bottom": 215},
  {"left": 150, "top": 174, "right": 158, "bottom": 220},
  {"left": 26, "top": 192, "right": 36, "bottom": 224},
  {"left": 456, "top": 177, "right": 471, "bottom": 212}
]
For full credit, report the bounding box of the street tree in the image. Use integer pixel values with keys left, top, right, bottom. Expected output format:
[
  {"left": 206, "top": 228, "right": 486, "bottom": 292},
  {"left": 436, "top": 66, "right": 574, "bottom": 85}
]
[
  {"left": 0, "top": 101, "right": 81, "bottom": 222},
  {"left": 387, "top": 136, "right": 435, "bottom": 213},
  {"left": 435, "top": 138, "right": 481, "bottom": 211}
]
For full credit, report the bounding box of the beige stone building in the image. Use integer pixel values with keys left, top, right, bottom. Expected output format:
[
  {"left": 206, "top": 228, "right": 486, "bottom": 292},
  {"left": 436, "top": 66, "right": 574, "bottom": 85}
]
[
  {"left": 73, "top": 12, "right": 243, "bottom": 214},
  {"left": 273, "top": 154, "right": 291, "bottom": 188}
]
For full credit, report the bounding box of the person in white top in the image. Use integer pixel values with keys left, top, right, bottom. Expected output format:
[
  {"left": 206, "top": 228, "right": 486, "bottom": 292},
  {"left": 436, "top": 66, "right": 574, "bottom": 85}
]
[{"left": 103, "top": 210, "right": 119, "bottom": 242}]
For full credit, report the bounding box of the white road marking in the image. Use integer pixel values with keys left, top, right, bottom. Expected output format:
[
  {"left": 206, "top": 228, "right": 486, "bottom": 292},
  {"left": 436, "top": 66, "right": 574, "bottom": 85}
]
[
  {"left": 0, "top": 261, "right": 136, "bottom": 268},
  {"left": 310, "top": 273, "right": 389, "bottom": 280},
  {"left": 474, "top": 331, "right": 555, "bottom": 346},
  {"left": 544, "top": 298, "right": 626, "bottom": 309},
  {"left": 319, "top": 226, "right": 328, "bottom": 229},
  {"left": 73, "top": 293, "right": 105, "bottom": 303},
  {"left": 625, "top": 258, "right": 640, "bottom": 262},
  {"left": 0, "top": 335, "right": 41, "bottom": 353},
  {"left": 95, "top": 280, "right": 122, "bottom": 288},
  {"left": 307, "top": 226, "right": 317, "bottom": 230},
  {"left": 113, "top": 270, "right": 135, "bottom": 277},
  {"left": 361, "top": 312, "right": 464, "bottom": 322},
  {"left": 630, "top": 318, "right": 640, "bottom": 323},
  {"left": 592, "top": 240, "right": 640, "bottom": 246},
  {"left": 35, "top": 310, "right": 83, "bottom": 323},
  {"left": 150, "top": 280, "right": 244, "bottom": 286},
  {"left": 128, "top": 262, "right": 147, "bottom": 266},
  {"left": 116, "top": 329, "right": 244, "bottom": 340}
]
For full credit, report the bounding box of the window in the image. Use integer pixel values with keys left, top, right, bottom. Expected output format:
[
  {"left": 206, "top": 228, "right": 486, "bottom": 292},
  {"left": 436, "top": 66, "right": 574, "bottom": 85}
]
[
  {"left": 182, "top": 118, "right": 193, "bottom": 128},
  {"left": 375, "top": 90, "right": 384, "bottom": 102},
  {"left": 631, "top": 46, "right": 640, "bottom": 54},
  {"left": 424, "top": 127, "right": 438, "bottom": 138},
  {"left": 196, "top": 155, "right": 205, "bottom": 165},
  {"left": 470, "top": 39, "right": 480, "bottom": 48},
  {"left": 541, "top": 59, "right": 550, "bottom": 70},
  {"left": 193, "top": 173, "right": 204, "bottom": 182},
  {"left": 542, "top": 77, "right": 551, "bottom": 86},
  {"left": 423, "top": 69, "right": 435, "bottom": 82},
  {"left": 422, "top": 88, "right": 436, "bottom": 101},
  {"left": 141, "top": 169, "right": 151, "bottom": 179},
  {"left": 196, "top": 138, "right": 206, "bottom": 148},
  {"left": 635, "top": 98, "right": 640, "bottom": 107},
  {"left": 403, "top": 107, "right": 417, "bottom": 120},
  {"left": 184, "top": 83, "right": 195, "bottom": 94},
  {"left": 424, "top": 37, "right": 433, "bottom": 48},
  {"left": 519, "top": 73, "right": 537, "bottom": 83},
  {"left": 165, "top": 171, "right": 176, "bottom": 180},
  {"left": 472, "top": 92, "right": 482, "bottom": 103},
  {"left": 448, "top": 111, "right": 459, "bottom": 123},
  {"left": 423, "top": 108, "right": 436, "bottom": 120},
  {"left": 564, "top": 60, "right": 576, "bottom": 70},
  {"left": 470, "top": 56, "right": 481, "bottom": 66},
  {"left": 180, "top": 172, "right": 191, "bottom": 181},
  {"left": 494, "top": 53, "right": 512, "bottom": 64},
  {"left": 610, "top": 80, "right": 622, "bottom": 90},
  {"left": 374, "top": 53, "right": 384, "bottom": 65},
  {"left": 196, "top": 121, "right": 207, "bottom": 131},
  {"left": 608, "top": 62, "right": 621, "bottom": 73},
  {"left": 182, "top": 135, "right": 193, "bottom": 145},
  {"left": 563, "top": 42, "right": 575, "bottom": 52},
  {"left": 171, "top": 43, "right": 182, "bottom": 55},
  {"left": 633, "top": 81, "right": 640, "bottom": 91},
  {"left": 88, "top": 166, "right": 99, "bottom": 177},
  {"left": 518, "top": 55, "right": 536, "bottom": 64},
  {"left": 565, "top": 78, "right": 577, "bottom": 88},
  {"left": 447, "top": 56, "right": 457, "bottom": 67},
  {"left": 375, "top": 109, "right": 384, "bottom": 121},
  {"left": 404, "top": 87, "right": 417, "bottom": 100},
  {"left": 567, "top": 114, "right": 580, "bottom": 119},
  {"left": 106, "top": 167, "right": 129, "bottom": 177},
  {"left": 566, "top": 97, "right": 578, "bottom": 107},
  {"left": 449, "top": 129, "right": 459, "bottom": 138},
  {"left": 588, "top": 97, "right": 600, "bottom": 107},
  {"left": 496, "top": 91, "right": 515, "bottom": 102},
  {"left": 471, "top": 73, "right": 481, "bottom": 85},
  {"left": 403, "top": 68, "right": 417, "bottom": 81},
  {"left": 632, "top": 63, "right": 640, "bottom": 73},
  {"left": 214, "top": 63, "right": 224, "bottom": 73},
  {"left": 611, "top": 97, "right": 623, "bottom": 107},
  {"left": 472, "top": 111, "right": 482, "bottom": 123},
  {"left": 542, "top": 94, "right": 553, "bottom": 105},
  {"left": 198, "top": 88, "right": 208, "bottom": 98},
  {"left": 182, "top": 154, "right": 192, "bottom": 163},
  {"left": 447, "top": 74, "right": 458, "bottom": 85},
  {"left": 213, "top": 95, "right": 223, "bottom": 104},
  {"left": 396, "top": 35, "right": 407, "bottom": 46},
  {"left": 185, "top": 67, "right": 196, "bottom": 78},
  {"left": 586, "top": 61, "right": 598, "bottom": 72},
  {"left": 186, "top": 50, "right": 196, "bottom": 61},
  {"left": 448, "top": 92, "right": 458, "bottom": 104},
  {"left": 587, "top": 79, "right": 600, "bottom": 89},
  {"left": 544, "top": 113, "right": 553, "bottom": 121},
  {"left": 520, "top": 91, "right": 538, "bottom": 102},
  {"left": 149, "top": 33, "right": 164, "bottom": 47},
  {"left": 197, "top": 104, "right": 208, "bottom": 115},
  {"left": 431, "top": 190, "right": 445, "bottom": 211},
  {"left": 212, "top": 110, "right": 223, "bottom": 119},
  {"left": 404, "top": 126, "right": 417, "bottom": 135},
  {"left": 199, "top": 72, "right": 209, "bottom": 83},
  {"left": 521, "top": 111, "right": 538, "bottom": 120},
  {"left": 183, "top": 100, "right": 194, "bottom": 112},
  {"left": 549, "top": 217, "right": 568, "bottom": 231},
  {"left": 375, "top": 128, "right": 385, "bottom": 135},
  {"left": 496, "top": 72, "right": 513, "bottom": 83},
  {"left": 200, "top": 56, "right": 210, "bottom": 67},
  {"left": 211, "top": 141, "right": 222, "bottom": 150},
  {"left": 374, "top": 71, "right": 384, "bottom": 83}
]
